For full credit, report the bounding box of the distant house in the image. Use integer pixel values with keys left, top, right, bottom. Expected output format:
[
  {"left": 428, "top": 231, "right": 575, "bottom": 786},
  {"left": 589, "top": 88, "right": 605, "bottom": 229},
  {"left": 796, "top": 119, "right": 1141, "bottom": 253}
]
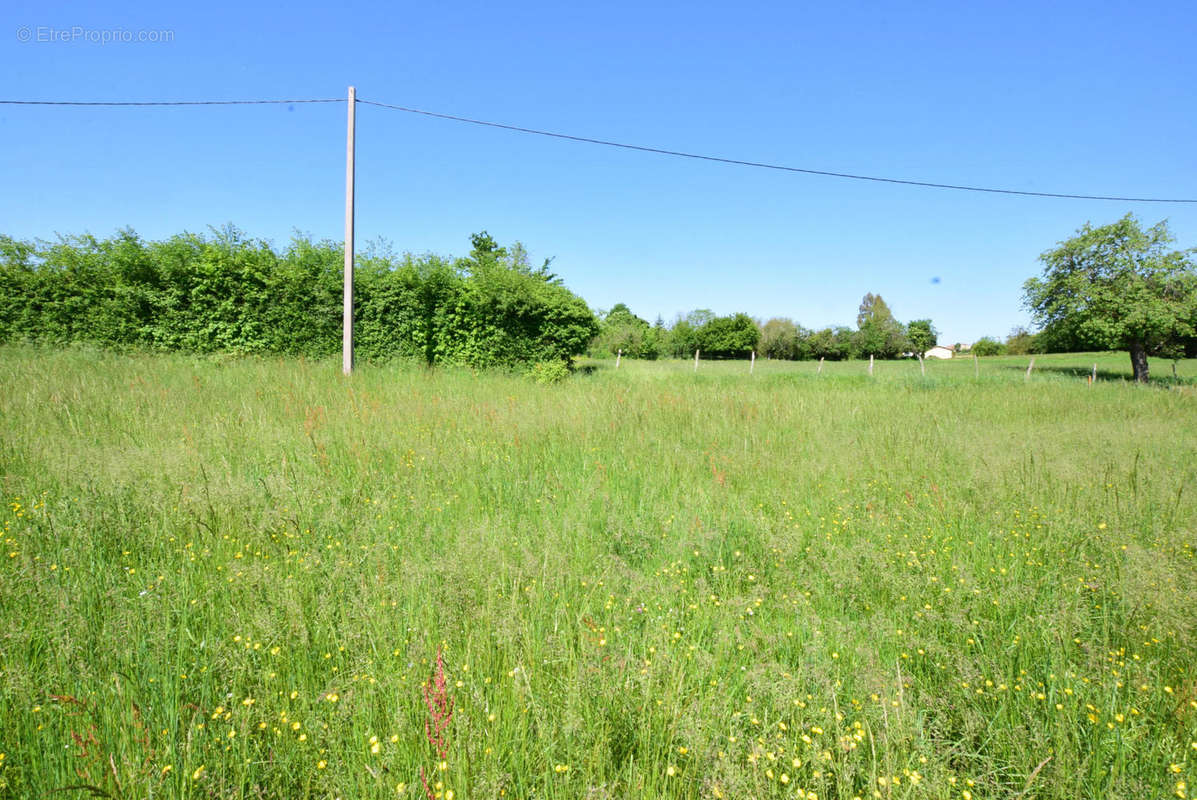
[{"left": 925, "top": 345, "right": 955, "bottom": 359}]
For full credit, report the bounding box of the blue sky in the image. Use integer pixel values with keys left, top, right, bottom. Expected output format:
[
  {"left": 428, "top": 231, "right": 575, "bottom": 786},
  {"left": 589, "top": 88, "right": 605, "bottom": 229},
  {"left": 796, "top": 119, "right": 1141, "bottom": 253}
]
[{"left": 3, "top": 0, "right": 1195, "bottom": 345}]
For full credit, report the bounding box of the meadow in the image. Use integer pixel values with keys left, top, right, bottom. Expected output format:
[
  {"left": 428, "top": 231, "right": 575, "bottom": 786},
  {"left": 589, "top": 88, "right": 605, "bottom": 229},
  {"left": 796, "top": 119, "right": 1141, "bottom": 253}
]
[{"left": 1, "top": 345, "right": 1195, "bottom": 799}]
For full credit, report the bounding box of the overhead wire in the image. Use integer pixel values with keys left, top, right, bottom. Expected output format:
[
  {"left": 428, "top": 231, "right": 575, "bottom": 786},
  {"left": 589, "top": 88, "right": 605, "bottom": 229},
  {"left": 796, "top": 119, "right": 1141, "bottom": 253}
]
[{"left": 2, "top": 95, "right": 1193, "bottom": 203}]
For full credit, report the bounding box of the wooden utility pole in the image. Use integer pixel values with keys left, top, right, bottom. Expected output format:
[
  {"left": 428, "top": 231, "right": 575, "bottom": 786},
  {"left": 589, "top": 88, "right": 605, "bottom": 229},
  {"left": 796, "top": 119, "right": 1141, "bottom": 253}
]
[{"left": 342, "top": 86, "right": 356, "bottom": 375}]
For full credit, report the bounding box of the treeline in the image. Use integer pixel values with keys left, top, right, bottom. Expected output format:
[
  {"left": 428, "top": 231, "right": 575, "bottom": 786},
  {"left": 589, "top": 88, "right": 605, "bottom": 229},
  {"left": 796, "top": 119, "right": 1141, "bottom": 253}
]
[
  {"left": 0, "top": 228, "right": 598, "bottom": 367},
  {"left": 972, "top": 326, "right": 1197, "bottom": 358},
  {"left": 590, "top": 293, "right": 940, "bottom": 361}
]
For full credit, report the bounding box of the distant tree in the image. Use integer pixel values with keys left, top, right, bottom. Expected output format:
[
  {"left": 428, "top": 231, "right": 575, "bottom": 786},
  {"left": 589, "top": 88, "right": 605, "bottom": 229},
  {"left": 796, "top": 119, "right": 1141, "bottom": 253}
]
[
  {"left": 696, "top": 313, "right": 759, "bottom": 358},
  {"left": 971, "top": 337, "right": 1005, "bottom": 357},
  {"left": 808, "top": 326, "right": 855, "bottom": 360},
  {"left": 465, "top": 230, "right": 506, "bottom": 270},
  {"left": 1023, "top": 215, "right": 1197, "bottom": 382},
  {"left": 666, "top": 315, "right": 699, "bottom": 358},
  {"left": 906, "top": 319, "right": 938, "bottom": 357},
  {"left": 855, "top": 293, "right": 906, "bottom": 358},
  {"left": 1004, "top": 326, "right": 1040, "bottom": 356},
  {"left": 857, "top": 293, "right": 894, "bottom": 328},
  {"left": 758, "top": 317, "right": 804, "bottom": 360},
  {"left": 592, "top": 302, "right": 658, "bottom": 359}
]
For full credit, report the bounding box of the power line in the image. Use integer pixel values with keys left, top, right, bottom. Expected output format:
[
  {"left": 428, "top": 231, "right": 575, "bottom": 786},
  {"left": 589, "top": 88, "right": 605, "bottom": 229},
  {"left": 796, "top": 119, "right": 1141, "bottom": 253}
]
[
  {"left": 0, "top": 98, "right": 343, "bottom": 107},
  {"left": 357, "top": 99, "right": 1196, "bottom": 204},
  {"left": 2, "top": 95, "right": 1194, "bottom": 203}
]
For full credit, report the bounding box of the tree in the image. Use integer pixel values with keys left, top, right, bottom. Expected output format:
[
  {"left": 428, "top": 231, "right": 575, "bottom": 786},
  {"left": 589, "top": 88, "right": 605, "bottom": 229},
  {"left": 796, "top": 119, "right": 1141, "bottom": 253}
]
[
  {"left": 857, "top": 293, "right": 894, "bottom": 328},
  {"left": 1023, "top": 215, "right": 1196, "bottom": 382},
  {"left": 593, "top": 303, "right": 659, "bottom": 359},
  {"left": 758, "top": 317, "right": 805, "bottom": 360},
  {"left": 665, "top": 309, "right": 717, "bottom": 358},
  {"left": 808, "top": 326, "right": 855, "bottom": 360},
  {"left": 1004, "top": 326, "right": 1039, "bottom": 356},
  {"left": 855, "top": 293, "right": 906, "bottom": 358},
  {"left": 696, "top": 313, "right": 759, "bottom": 358},
  {"left": 906, "top": 319, "right": 937, "bottom": 358},
  {"left": 971, "top": 337, "right": 1004, "bottom": 357}
]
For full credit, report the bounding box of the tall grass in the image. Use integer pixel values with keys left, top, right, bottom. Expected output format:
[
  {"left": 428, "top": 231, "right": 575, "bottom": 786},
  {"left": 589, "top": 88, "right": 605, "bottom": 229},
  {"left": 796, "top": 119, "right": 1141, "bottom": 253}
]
[{"left": 1, "top": 346, "right": 1194, "bottom": 799}]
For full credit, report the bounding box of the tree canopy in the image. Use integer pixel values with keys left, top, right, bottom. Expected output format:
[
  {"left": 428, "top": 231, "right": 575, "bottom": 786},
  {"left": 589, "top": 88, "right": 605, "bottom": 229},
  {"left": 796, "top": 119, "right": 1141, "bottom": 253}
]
[
  {"left": 855, "top": 293, "right": 907, "bottom": 358},
  {"left": 591, "top": 303, "right": 660, "bottom": 359},
  {"left": 695, "top": 312, "right": 759, "bottom": 358},
  {"left": 1023, "top": 215, "right": 1197, "bottom": 382},
  {"left": 906, "top": 319, "right": 937, "bottom": 357}
]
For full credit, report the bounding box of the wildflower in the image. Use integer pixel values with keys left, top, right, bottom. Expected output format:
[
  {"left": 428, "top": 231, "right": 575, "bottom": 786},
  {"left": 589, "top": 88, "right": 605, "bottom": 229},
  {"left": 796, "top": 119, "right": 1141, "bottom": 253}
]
[
  {"left": 191, "top": 765, "right": 205, "bottom": 781},
  {"left": 317, "top": 760, "right": 326, "bottom": 769},
  {"left": 666, "top": 765, "right": 677, "bottom": 776}
]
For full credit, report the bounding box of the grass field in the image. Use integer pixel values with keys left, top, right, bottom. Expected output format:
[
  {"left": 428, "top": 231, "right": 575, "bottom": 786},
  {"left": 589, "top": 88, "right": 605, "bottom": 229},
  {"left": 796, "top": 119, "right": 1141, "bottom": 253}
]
[{"left": 1, "top": 345, "right": 1195, "bottom": 799}]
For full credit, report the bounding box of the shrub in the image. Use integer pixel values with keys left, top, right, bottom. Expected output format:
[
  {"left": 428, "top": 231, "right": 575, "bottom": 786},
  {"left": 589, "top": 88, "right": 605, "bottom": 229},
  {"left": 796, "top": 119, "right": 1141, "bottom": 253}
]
[{"left": 525, "top": 359, "right": 571, "bottom": 384}]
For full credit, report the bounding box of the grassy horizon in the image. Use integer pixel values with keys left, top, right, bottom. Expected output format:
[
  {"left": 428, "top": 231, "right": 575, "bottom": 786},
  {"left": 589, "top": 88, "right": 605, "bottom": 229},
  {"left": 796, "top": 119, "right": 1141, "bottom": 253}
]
[{"left": 1, "top": 345, "right": 1194, "bottom": 799}]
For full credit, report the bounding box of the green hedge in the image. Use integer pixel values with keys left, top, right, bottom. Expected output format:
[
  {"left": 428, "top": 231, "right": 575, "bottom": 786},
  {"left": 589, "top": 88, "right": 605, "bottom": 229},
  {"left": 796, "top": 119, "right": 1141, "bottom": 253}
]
[{"left": 0, "top": 228, "right": 598, "bottom": 367}]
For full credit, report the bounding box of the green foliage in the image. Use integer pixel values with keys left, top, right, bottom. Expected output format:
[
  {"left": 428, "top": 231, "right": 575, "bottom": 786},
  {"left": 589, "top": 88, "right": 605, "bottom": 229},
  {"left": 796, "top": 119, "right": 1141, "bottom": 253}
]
[
  {"left": 971, "top": 336, "right": 1005, "bottom": 357},
  {"left": 0, "top": 228, "right": 597, "bottom": 368},
  {"left": 906, "top": 318, "right": 937, "bottom": 356},
  {"left": 854, "top": 293, "right": 908, "bottom": 358},
  {"left": 695, "top": 312, "right": 759, "bottom": 358},
  {"left": 855, "top": 318, "right": 906, "bottom": 359},
  {"left": 757, "top": 317, "right": 809, "bottom": 360},
  {"left": 807, "top": 326, "right": 856, "bottom": 360},
  {"left": 856, "top": 292, "right": 894, "bottom": 327},
  {"left": 1004, "top": 326, "right": 1041, "bottom": 356},
  {"left": 664, "top": 316, "right": 698, "bottom": 358},
  {"left": 1024, "top": 214, "right": 1197, "bottom": 381},
  {"left": 525, "top": 359, "right": 572, "bottom": 384},
  {"left": 591, "top": 303, "right": 660, "bottom": 359}
]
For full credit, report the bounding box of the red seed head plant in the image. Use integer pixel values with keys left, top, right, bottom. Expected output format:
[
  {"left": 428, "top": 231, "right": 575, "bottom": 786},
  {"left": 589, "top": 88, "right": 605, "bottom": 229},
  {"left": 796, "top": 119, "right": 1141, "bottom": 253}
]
[{"left": 419, "top": 646, "right": 454, "bottom": 800}]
